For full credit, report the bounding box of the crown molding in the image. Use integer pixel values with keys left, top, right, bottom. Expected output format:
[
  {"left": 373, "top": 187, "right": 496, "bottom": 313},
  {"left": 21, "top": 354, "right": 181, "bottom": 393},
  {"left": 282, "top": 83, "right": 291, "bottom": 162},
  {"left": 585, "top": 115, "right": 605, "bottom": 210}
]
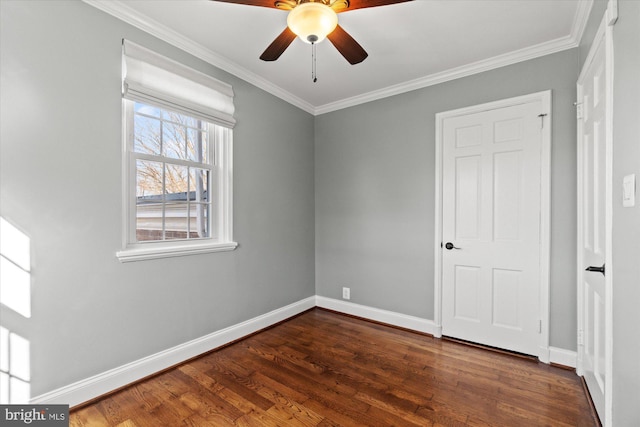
[
  {"left": 84, "top": 0, "right": 593, "bottom": 117},
  {"left": 315, "top": 0, "right": 594, "bottom": 115},
  {"left": 314, "top": 35, "right": 574, "bottom": 115},
  {"left": 82, "top": 0, "right": 316, "bottom": 115},
  {"left": 572, "top": 0, "right": 595, "bottom": 44}
]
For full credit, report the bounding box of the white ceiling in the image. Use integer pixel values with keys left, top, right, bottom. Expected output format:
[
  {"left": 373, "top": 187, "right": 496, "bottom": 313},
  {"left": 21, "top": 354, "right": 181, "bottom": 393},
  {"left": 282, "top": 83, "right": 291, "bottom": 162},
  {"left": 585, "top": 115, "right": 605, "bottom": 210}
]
[{"left": 85, "top": 0, "right": 592, "bottom": 114}]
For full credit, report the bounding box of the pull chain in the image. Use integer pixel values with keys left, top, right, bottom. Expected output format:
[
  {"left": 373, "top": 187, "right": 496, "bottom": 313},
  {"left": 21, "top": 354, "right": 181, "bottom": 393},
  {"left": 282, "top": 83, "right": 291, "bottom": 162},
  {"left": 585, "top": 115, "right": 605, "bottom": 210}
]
[{"left": 312, "top": 42, "right": 317, "bottom": 83}]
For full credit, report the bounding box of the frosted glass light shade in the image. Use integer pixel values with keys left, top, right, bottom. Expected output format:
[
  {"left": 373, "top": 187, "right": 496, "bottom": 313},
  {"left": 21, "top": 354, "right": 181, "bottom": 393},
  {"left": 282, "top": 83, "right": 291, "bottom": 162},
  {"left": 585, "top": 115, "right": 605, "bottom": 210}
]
[{"left": 287, "top": 3, "right": 338, "bottom": 44}]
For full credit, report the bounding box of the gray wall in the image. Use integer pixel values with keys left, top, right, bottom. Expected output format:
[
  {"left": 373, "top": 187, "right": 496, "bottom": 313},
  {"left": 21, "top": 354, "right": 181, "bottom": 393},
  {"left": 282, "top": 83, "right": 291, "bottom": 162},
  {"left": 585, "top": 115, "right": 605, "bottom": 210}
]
[
  {"left": 315, "top": 50, "right": 580, "bottom": 349},
  {"left": 0, "top": 0, "right": 315, "bottom": 396},
  {"left": 610, "top": 1, "right": 640, "bottom": 424}
]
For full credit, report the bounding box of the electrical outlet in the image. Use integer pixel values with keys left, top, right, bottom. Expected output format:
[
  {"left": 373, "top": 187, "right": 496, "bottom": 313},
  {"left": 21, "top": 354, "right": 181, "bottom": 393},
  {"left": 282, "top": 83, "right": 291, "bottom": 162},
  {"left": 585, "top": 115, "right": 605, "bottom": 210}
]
[{"left": 342, "top": 287, "right": 350, "bottom": 300}]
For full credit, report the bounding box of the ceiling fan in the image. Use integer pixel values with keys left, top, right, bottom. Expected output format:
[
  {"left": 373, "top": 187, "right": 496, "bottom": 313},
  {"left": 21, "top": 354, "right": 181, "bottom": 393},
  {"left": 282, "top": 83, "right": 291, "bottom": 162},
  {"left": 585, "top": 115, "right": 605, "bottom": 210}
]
[{"left": 211, "top": 0, "right": 413, "bottom": 65}]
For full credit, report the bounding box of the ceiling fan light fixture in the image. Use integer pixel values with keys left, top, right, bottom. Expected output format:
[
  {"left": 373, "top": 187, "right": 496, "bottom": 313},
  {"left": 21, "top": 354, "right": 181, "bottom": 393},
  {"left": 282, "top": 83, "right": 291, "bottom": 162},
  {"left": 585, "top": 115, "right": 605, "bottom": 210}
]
[{"left": 287, "top": 2, "right": 338, "bottom": 44}]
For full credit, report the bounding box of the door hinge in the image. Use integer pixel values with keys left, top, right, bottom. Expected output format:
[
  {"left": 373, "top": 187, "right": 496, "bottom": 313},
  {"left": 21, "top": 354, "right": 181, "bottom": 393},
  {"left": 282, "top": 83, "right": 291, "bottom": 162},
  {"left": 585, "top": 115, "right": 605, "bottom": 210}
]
[
  {"left": 578, "top": 329, "right": 584, "bottom": 346},
  {"left": 576, "top": 103, "right": 584, "bottom": 120},
  {"left": 538, "top": 319, "right": 542, "bottom": 334}
]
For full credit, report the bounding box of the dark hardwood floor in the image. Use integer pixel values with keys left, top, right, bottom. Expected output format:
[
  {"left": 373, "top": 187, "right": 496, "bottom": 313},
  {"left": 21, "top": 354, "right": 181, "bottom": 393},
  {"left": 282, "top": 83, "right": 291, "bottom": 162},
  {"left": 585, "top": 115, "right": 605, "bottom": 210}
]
[{"left": 70, "top": 308, "right": 597, "bottom": 426}]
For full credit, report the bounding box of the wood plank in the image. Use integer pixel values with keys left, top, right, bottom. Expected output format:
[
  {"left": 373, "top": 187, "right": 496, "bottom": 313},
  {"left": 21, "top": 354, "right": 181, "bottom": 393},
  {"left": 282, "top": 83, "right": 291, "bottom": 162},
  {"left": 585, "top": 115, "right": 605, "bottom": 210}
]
[
  {"left": 69, "top": 404, "right": 111, "bottom": 427},
  {"left": 69, "top": 309, "right": 598, "bottom": 426}
]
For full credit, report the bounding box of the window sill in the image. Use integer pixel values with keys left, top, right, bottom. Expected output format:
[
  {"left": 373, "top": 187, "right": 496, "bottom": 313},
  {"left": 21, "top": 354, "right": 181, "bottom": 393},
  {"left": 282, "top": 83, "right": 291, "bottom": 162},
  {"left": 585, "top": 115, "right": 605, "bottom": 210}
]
[{"left": 116, "top": 241, "right": 238, "bottom": 262}]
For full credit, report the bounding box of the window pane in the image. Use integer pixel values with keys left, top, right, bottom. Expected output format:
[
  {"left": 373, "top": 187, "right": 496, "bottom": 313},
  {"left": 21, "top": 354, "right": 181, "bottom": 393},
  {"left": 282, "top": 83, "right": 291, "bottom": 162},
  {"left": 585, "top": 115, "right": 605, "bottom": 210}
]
[
  {"left": 202, "top": 131, "right": 209, "bottom": 163},
  {"left": 136, "top": 204, "right": 163, "bottom": 242},
  {"left": 186, "top": 128, "right": 208, "bottom": 163},
  {"left": 162, "top": 122, "right": 186, "bottom": 160},
  {"left": 136, "top": 160, "right": 163, "bottom": 199},
  {"left": 165, "top": 203, "right": 189, "bottom": 240},
  {"left": 134, "top": 114, "right": 161, "bottom": 155},
  {"left": 134, "top": 102, "right": 160, "bottom": 118},
  {"left": 163, "top": 108, "right": 198, "bottom": 129},
  {"left": 189, "top": 168, "right": 209, "bottom": 203},
  {"left": 165, "top": 164, "right": 188, "bottom": 197},
  {"left": 189, "top": 203, "right": 209, "bottom": 238},
  {"left": 137, "top": 160, "right": 164, "bottom": 242}
]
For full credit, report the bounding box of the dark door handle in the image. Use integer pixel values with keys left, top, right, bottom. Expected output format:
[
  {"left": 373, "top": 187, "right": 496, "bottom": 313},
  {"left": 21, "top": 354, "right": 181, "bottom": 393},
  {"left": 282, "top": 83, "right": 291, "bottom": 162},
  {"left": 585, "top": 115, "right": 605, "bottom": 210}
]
[
  {"left": 585, "top": 264, "right": 605, "bottom": 276},
  {"left": 445, "top": 242, "right": 461, "bottom": 250}
]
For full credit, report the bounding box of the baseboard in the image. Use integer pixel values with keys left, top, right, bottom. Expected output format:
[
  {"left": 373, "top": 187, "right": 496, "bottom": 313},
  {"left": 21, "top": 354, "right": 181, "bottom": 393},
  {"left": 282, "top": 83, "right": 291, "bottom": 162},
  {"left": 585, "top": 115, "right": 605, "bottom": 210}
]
[
  {"left": 30, "top": 296, "right": 316, "bottom": 407},
  {"left": 315, "top": 296, "right": 439, "bottom": 335},
  {"left": 549, "top": 346, "right": 577, "bottom": 368}
]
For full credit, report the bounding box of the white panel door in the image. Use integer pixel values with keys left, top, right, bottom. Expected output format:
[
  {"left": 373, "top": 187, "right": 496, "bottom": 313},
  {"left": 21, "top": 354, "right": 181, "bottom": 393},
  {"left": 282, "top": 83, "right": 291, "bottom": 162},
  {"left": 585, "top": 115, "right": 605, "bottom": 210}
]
[
  {"left": 577, "top": 16, "right": 612, "bottom": 424},
  {"left": 441, "top": 100, "right": 543, "bottom": 356}
]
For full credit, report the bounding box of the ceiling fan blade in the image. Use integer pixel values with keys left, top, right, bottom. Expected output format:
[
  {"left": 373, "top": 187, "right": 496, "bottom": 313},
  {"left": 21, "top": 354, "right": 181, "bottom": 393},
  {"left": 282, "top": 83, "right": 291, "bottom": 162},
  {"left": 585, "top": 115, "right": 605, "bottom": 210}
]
[
  {"left": 260, "top": 27, "right": 297, "bottom": 61},
  {"left": 327, "top": 25, "right": 368, "bottom": 65},
  {"left": 210, "top": 0, "right": 413, "bottom": 11},
  {"left": 340, "top": 0, "right": 413, "bottom": 12},
  {"left": 209, "top": 0, "right": 279, "bottom": 9}
]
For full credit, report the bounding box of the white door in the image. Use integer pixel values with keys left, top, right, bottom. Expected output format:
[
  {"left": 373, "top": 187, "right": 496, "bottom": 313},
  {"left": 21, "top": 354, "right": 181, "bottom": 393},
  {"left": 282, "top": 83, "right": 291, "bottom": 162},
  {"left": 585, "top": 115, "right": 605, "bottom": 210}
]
[
  {"left": 439, "top": 96, "right": 548, "bottom": 356},
  {"left": 577, "top": 15, "right": 613, "bottom": 425}
]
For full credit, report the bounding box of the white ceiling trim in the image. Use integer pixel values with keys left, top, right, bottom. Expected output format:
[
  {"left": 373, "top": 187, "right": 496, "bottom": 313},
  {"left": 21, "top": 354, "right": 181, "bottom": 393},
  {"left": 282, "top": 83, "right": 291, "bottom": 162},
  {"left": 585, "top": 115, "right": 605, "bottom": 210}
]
[
  {"left": 83, "top": 0, "right": 593, "bottom": 117},
  {"left": 572, "top": 0, "right": 595, "bottom": 45}
]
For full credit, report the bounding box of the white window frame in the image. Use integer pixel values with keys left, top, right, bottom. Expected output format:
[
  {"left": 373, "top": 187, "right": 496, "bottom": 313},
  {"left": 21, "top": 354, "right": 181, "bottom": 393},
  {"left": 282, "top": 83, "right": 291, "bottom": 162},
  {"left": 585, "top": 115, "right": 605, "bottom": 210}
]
[
  {"left": 116, "top": 41, "right": 236, "bottom": 262},
  {"left": 117, "top": 101, "right": 236, "bottom": 262}
]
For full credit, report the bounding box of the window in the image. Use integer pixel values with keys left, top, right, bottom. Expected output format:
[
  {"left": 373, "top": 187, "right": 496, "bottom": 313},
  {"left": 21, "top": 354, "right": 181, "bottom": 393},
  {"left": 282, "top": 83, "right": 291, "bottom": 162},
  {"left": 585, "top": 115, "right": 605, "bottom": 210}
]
[
  {"left": 117, "top": 41, "right": 236, "bottom": 262},
  {"left": 127, "top": 101, "right": 220, "bottom": 243}
]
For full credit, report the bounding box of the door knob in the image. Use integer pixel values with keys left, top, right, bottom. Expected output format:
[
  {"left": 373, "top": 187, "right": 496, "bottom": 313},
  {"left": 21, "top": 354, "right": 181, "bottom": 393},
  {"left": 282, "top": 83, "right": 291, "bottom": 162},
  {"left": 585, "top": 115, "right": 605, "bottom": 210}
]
[
  {"left": 444, "top": 242, "right": 461, "bottom": 250},
  {"left": 585, "top": 264, "right": 605, "bottom": 276}
]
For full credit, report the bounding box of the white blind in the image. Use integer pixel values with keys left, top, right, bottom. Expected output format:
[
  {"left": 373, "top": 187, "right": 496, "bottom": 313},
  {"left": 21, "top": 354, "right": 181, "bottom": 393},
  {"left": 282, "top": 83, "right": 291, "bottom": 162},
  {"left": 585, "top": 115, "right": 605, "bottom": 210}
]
[{"left": 122, "top": 40, "right": 235, "bottom": 128}]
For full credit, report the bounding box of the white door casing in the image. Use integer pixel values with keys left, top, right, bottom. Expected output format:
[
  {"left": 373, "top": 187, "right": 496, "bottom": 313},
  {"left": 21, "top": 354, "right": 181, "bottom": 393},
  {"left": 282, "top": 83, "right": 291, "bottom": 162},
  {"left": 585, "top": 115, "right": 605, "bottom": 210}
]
[
  {"left": 576, "top": 9, "right": 614, "bottom": 426},
  {"left": 434, "top": 91, "right": 551, "bottom": 361}
]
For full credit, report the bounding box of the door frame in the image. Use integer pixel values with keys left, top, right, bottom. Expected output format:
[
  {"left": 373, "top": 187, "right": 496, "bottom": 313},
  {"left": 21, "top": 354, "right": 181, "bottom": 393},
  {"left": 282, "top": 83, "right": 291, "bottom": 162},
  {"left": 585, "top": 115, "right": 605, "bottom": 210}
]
[
  {"left": 433, "top": 91, "right": 552, "bottom": 362},
  {"left": 576, "top": 8, "right": 615, "bottom": 425}
]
